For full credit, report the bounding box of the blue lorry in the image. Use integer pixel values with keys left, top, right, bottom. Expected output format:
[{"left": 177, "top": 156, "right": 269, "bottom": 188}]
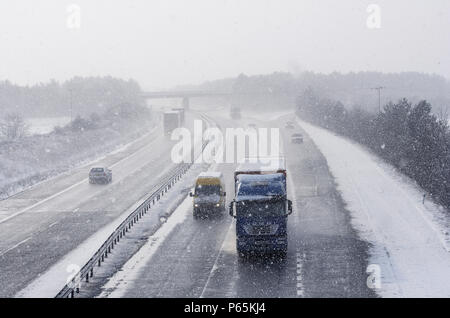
[{"left": 229, "top": 158, "right": 293, "bottom": 257}]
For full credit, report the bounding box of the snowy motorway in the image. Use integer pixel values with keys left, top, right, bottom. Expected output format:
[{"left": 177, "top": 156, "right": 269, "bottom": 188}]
[
  {"left": 2, "top": 109, "right": 449, "bottom": 298},
  {"left": 89, "top": 112, "right": 375, "bottom": 298},
  {"left": 0, "top": 114, "right": 198, "bottom": 297}
]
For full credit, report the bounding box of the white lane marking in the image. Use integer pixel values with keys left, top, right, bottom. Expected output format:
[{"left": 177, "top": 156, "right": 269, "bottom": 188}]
[
  {"left": 48, "top": 221, "right": 58, "bottom": 228},
  {"left": 0, "top": 128, "right": 160, "bottom": 225},
  {"left": 200, "top": 219, "right": 235, "bottom": 298},
  {"left": 296, "top": 251, "right": 305, "bottom": 297},
  {"left": 0, "top": 179, "right": 89, "bottom": 225},
  {"left": 284, "top": 141, "right": 307, "bottom": 298},
  {"left": 0, "top": 237, "right": 32, "bottom": 257}
]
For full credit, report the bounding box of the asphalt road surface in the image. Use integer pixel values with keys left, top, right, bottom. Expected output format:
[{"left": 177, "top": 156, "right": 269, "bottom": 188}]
[
  {"left": 0, "top": 114, "right": 200, "bottom": 297},
  {"left": 97, "top": 111, "right": 376, "bottom": 298}
]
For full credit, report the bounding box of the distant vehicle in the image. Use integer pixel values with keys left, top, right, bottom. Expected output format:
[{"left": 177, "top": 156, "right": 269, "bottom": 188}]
[
  {"left": 230, "top": 107, "right": 241, "bottom": 120},
  {"left": 190, "top": 172, "right": 226, "bottom": 219},
  {"left": 229, "top": 157, "right": 292, "bottom": 257},
  {"left": 171, "top": 107, "right": 185, "bottom": 124},
  {"left": 291, "top": 133, "right": 303, "bottom": 144},
  {"left": 89, "top": 167, "right": 112, "bottom": 184},
  {"left": 248, "top": 123, "right": 257, "bottom": 129},
  {"left": 163, "top": 111, "right": 181, "bottom": 135},
  {"left": 285, "top": 121, "right": 295, "bottom": 129}
]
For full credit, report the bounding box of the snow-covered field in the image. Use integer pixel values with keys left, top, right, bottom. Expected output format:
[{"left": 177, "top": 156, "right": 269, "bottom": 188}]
[
  {"left": 26, "top": 117, "right": 71, "bottom": 135},
  {"left": 298, "top": 119, "right": 450, "bottom": 298},
  {"left": 0, "top": 119, "right": 154, "bottom": 199}
]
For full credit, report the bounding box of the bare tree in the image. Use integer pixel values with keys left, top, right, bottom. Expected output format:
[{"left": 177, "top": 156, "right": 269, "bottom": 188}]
[{"left": 0, "top": 113, "right": 29, "bottom": 140}]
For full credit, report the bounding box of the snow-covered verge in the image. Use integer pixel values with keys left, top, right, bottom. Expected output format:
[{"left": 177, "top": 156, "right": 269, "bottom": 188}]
[
  {"left": 26, "top": 117, "right": 71, "bottom": 135},
  {"left": 0, "top": 117, "right": 155, "bottom": 199},
  {"left": 298, "top": 119, "right": 450, "bottom": 297}
]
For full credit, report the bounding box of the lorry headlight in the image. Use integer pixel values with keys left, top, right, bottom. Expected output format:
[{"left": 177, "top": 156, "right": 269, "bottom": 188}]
[
  {"left": 216, "top": 203, "right": 220, "bottom": 207},
  {"left": 194, "top": 204, "right": 199, "bottom": 207}
]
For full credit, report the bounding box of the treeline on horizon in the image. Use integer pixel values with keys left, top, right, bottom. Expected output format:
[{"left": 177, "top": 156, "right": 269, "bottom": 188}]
[
  {"left": 296, "top": 88, "right": 450, "bottom": 209},
  {"left": 0, "top": 76, "right": 144, "bottom": 117},
  {"left": 194, "top": 71, "right": 450, "bottom": 115}
]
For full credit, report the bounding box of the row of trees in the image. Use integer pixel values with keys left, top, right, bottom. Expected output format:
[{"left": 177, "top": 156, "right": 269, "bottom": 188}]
[
  {"left": 0, "top": 76, "right": 150, "bottom": 140},
  {"left": 194, "top": 71, "right": 450, "bottom": 114},
  {"left": 1, "top": 101, "right": 151, "bottom": 140},
  {"left": 296, "top": 88, "right": 450, "bottom": 208},
  {"left": 0, "top": 76, "right": 144, "bottom": 117}
]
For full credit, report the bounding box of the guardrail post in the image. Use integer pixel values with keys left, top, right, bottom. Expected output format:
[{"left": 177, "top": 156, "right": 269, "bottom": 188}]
[
  {"left": 98, "top": 259, "right": 101, "bottom": 267},
  {"left": 71, "top": 290, "right": 74, "bottom": 298},
  {"left": 86, "top": 274, "right": 89, "bottom": 283},
  {"left": 90, "top": 268, "right": 94, "bottom": 277}
]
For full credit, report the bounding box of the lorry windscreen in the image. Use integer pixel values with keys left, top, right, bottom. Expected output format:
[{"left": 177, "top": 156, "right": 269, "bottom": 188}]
[
  {"left": 195, "top": 184, "right": 221, "bottom": 196},
  {"left": 237, "top": 181, "right": 285, "bottom": 197},
  {"left": 237, "top": 200, "right": 286, "bottom": 217}
]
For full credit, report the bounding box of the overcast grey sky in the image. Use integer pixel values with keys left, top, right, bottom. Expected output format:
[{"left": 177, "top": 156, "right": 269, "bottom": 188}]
[{"left": 1, "top": 0, "right": 449, "bottom": 89}]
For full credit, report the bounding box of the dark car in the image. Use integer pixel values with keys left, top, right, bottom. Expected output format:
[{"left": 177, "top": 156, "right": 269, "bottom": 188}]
[
  {"left": 89, "top": 167, "right": 112, "bottom": 184},
  {"left": 291, "top": 133, "right": 304, "bottom": 144},
  {"left": 285, "top": 121, "right": 295, "bottom": 129}
]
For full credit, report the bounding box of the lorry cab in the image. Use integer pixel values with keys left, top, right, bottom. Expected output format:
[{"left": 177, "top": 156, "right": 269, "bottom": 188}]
[
  {"left": 190, "top": 172, "right": 226, "bottom": 219},
  {"left": 230, "top": 157, "right": 292, "bottom": 257}
]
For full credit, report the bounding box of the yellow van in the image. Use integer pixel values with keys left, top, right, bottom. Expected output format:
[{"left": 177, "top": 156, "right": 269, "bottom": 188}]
[{"left": 190, "top": 172, "right": 226, "bottom": 218}]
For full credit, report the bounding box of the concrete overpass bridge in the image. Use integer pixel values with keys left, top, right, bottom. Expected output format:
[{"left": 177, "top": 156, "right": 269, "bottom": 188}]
[{"left": 141, "top": 90, "right": 232, "bottom": 109}]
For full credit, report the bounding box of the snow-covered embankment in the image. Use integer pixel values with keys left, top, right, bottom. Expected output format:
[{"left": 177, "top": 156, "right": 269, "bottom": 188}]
[{"left": 298, "top": 119, "right": 450, "bottom": 298}]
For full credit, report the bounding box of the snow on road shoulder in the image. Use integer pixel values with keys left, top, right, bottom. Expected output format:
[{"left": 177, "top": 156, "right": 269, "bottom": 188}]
[
  {"left": 298, "top": 119, "right": 450, "bottom": 298},
  {"left": 98, "top": 190, "right": 192, "bottom": 298}
]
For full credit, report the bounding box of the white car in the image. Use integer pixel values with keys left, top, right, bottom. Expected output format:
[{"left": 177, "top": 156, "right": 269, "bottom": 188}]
[{"left": 285, "top": 121, "right": 295, "bottom": 129}]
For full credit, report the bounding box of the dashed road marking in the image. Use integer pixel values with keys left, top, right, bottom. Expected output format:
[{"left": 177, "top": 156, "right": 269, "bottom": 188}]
[
  {"left": 0, "top": 237, "right": 32, "bottom": 257},
  {"left": 200, "top": 220, "right": 235, "bottom": 298},
  {"left": 48, "top": 221, "right": 58, "bottom": 228},
  {"left": 296, "top": 250, "right": 305, "bottom": 297}
]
